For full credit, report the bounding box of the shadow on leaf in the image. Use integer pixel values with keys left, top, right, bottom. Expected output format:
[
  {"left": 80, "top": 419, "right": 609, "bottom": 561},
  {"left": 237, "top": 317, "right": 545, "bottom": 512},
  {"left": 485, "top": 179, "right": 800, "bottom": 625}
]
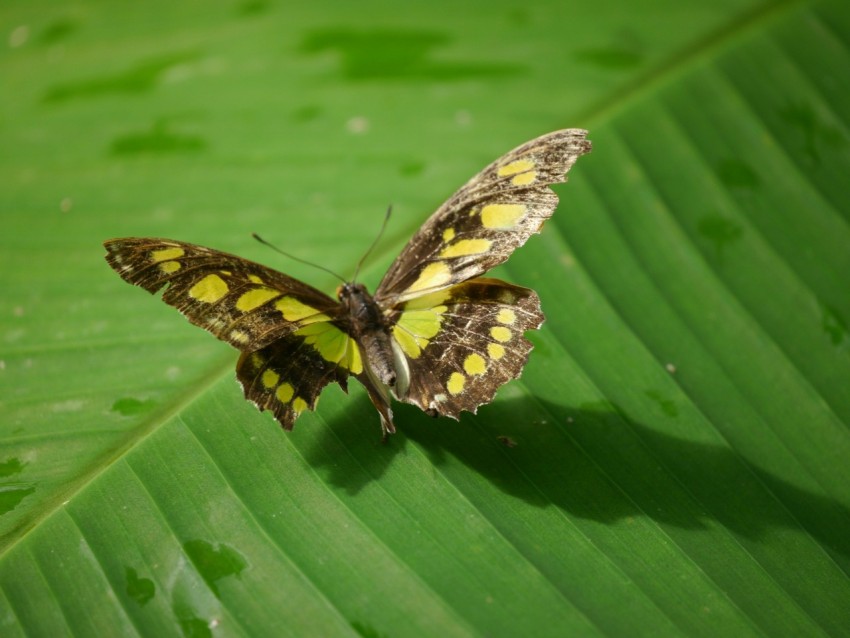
[{"left": 310, "top": 392, "right": 850, "bottom": 565}]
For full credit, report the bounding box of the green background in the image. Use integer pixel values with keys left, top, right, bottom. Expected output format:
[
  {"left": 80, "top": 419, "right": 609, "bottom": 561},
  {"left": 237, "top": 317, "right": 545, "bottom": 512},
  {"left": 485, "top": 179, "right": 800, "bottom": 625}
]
[{"left": 2, "top": 0, "right": 849, "bottom": 636}]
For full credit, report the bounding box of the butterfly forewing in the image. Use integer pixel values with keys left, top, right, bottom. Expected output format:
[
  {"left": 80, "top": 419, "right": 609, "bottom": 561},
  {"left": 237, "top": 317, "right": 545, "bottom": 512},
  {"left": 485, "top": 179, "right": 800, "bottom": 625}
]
[
  {"left": 376, "top": 129, "right": 591, "bottom": 305},
  {"left": 104, "top": 238, "right": 344, "bottom": 352}
]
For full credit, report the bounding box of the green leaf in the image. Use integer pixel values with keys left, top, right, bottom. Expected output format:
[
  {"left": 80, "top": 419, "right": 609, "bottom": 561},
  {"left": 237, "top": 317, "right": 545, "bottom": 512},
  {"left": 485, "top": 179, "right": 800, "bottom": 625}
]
[{"left": 2, "top": 0, "right": 849, "bottom": 635}]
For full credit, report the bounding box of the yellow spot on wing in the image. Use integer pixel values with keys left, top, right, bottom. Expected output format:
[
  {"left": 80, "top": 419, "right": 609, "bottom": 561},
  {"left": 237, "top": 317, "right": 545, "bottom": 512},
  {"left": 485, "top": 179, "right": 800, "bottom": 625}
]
[
  {"left": 236, "top": 287, "right": 280, "bottom": 312},
  {"left": 297, "top": 323, "right": 345, "bottom": 360},
  {"left": 403, "top": 289, "right": 451, "bottom": 310},
  {"left": 439, "top": 238, "right": 492, "bottom": 258},
  {"left": 397, "top": 308, "right": 446, "bottom": 339},
  {"left": 276, "top": 383, "right": 294, "bottom": 403},
  {"left": 346, "top": 340, "right": 363, "bottom": 374},
  {"left": 189, "top": 274, "right": 229, "bottom": 303},
  {"left": 404, "top": 261, "right": 451, "bottom": 295},
  {"left": 159, "top": 260, "right": 181, "bottom": 274},
  {"left": 392, "top": 301, "right": 448, "bottom": 358},
  {"left": 393, "top": 327, "right": 422, "bottom": 359},
  {"left": 262, "top": 369, "right": 279, "bottom": 389},
  {"left": 481, "top": 204, "right": 527, "bottom": 230},
  {"left": 497, "top": 288, "right": 518, "bottom": 304},
  {"left": 464, "top": 353, "right": 486, "bottom": 375},
  {"left": 447, "top": 372, "right": 465, "bottom": 395},
  {"left": 488, "top": 343, "right": 505, "bottom": 360},
  {"left": 511, "top": 171, "right": 536, "bottom": 186},
  {"left": 497, "top": 158, "right": 534, "bottom": 176},
  {"left": 230, "top": 330, "right": 250, "bottom": 344},
  {"left": 150, "top": 247, "right": 184, "bottom": 262},
  {"left": 295, "top": 322, "right": 359, "bottom": 371},
  {"left": 442, "top": 228, "right": 455, "bottom": 242},
  {"left": 481, "top": 204, "right": 526, "bottom": 229},
  {"left": 292, "top": 397, "right": 308, "bottom": 413},
  {"left": 275, "top": 296, "right": 329, "bottom": 323},
  {"left": 248, "top": 274, "right": 264, "bottom": 284},
  {"left": 490, "top": 326, "right": 512, "bottom": 342},
  {"left": 497, "top": 308, "right": 516, "bottom": 324}
]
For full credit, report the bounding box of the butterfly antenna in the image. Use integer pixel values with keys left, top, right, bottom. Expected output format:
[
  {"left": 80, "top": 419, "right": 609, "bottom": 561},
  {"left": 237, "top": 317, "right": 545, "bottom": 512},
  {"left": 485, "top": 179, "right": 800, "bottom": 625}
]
[
  {"left": 252, "top": 233, "right": 346, "bottom": 283},
  {"left": 353, "top": 205, "right": 393, "bottom": 283}
]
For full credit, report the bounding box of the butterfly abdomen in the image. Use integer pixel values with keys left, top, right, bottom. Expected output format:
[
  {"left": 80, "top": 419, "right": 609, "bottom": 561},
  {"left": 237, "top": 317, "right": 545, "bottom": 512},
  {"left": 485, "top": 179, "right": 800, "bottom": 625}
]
[{"left": 338, "top": 282, "right": 403, "bottom": 437}]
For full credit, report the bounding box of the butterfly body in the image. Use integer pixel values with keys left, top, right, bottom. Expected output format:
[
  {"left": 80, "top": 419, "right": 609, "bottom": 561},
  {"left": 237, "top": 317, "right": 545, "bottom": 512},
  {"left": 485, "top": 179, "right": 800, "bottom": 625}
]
[
  {"left": 337, "top": 281, "right": 402, "bottom": 435},
  {"left": 105, "top": 129, "right": 591, "bottom": 438},
  {"left": 338, "top": 282, "right": 395, "bottom": 387}
]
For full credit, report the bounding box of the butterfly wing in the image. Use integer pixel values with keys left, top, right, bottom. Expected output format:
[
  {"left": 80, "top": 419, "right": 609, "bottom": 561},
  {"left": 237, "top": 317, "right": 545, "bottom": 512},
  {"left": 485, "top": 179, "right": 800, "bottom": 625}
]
[
  {"left": 236, "top": 331, "right": 361, "bottom": 430},
  {"left": 373, "top": 130, "right": 591, "bottom": 420},
  {"left": 388, "top": 278, "right": 543, "bottom": 418},
  {"left": 375, "top": 129, "right": 591, "bottom": 305},
  {"left": 104, "top": 237, "right": 362, "bottom": 429},
  {"left": 104, "top": 237, "right": 344, "bottom": 350}
]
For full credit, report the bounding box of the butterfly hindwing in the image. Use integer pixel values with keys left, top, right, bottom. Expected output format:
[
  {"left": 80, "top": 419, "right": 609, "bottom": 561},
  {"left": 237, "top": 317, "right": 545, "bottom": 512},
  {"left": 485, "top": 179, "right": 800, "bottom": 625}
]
[
  {"left": 388, "top": 277, "right": 543, "bottom": 418},
  {"left": 376, "top": 129, "right": 591, "bottom": 304},
  {"left": 104, "top": 238, "right": 344, "bottom": 352},
  {"left": 236, "top": 330, "right": 360, "bottom": 430}
]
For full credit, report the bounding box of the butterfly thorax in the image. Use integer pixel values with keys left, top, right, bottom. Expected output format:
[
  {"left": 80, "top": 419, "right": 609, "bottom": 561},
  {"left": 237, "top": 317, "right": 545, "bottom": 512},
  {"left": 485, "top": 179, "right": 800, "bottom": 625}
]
[{"left": 338, "top": 282, "right": 397, "bottom": 388}]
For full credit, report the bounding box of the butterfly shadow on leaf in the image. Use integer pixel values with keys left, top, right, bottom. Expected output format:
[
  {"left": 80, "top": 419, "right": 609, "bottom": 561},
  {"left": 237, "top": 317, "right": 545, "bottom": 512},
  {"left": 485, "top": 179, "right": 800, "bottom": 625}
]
[
  {"left": 309, "top": 391, "right": 850, "bottom": 565},
  {"left": 300, "top": 388, "right": 411, "bottom": 493},
  {"left": 400, "top": 398, "right": 850, "bottom": 569},
  {"left": 302, "top": 386, "right": 556, "bottom": 499}
]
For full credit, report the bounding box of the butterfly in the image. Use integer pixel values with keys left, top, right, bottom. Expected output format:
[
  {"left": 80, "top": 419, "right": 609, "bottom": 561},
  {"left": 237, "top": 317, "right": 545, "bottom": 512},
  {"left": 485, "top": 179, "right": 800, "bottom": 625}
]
[{"left": 104, "top": 129, "right": 591, "bottom": 439}]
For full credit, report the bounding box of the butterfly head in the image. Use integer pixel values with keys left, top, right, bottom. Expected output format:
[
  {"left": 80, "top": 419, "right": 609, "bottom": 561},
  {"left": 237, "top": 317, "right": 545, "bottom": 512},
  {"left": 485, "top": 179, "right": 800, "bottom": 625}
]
[
  {"left": 337, "top": 281, "right": 367, "bottom": 303},
  {"left": 337, "top": 282, "right": 382, "bottom": 325}
]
